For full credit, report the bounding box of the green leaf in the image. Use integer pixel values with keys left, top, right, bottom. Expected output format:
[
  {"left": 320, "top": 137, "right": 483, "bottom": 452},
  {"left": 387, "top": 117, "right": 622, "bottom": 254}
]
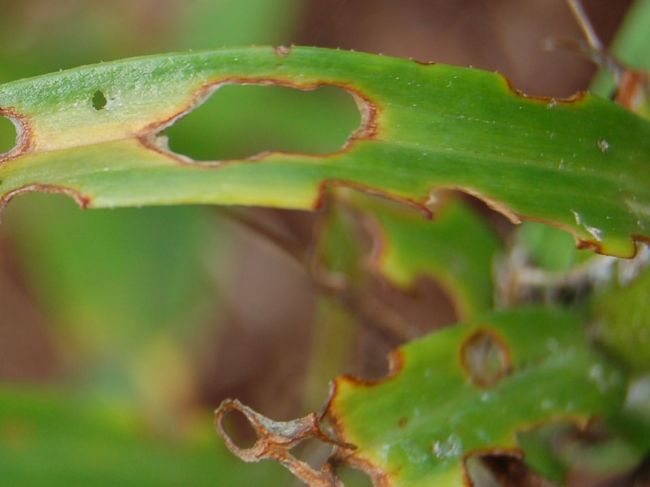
[
  {"left": 1, "top": 47, "right": 649, "bottom": 257},
  {"left": 0, "top": 387, "right": 289, "bottom": 487},
  {"left": 515, "top": 222, "right": 593, "bottom": 274},
  {"left": 353, "top": 195, "right": 500, "bottom": 319},
  {"left": 319, "top": 192, "right": 500, "bottom": 319},
  {"left": 592, "top": 261, "right": 650, "bottom": 372},
  {"left": 326, "top": 308, "right": 625, "bottom": 486}
]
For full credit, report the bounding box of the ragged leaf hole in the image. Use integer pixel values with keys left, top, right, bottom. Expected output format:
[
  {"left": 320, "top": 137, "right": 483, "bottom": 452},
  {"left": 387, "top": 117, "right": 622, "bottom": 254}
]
[
  {"left": 92, "top": 90, "right": 107, "bottom": 110},
  {"left": 466, "top": 453, "right": 549, "bottom": 487},
  {"left": 461, "top": 329, "right": 511, "bottom": 387},
  {"left": 165, "top": 84, "right": 361, "bottom": 161},
  {"left": 335, "top": 466, "right": 374, "bottom": 487},
  {"left": 0, "top": 114, "right": 17, "bottom": 156},
  {"left": 289, "top": 437, "right": 334, "bottom": 471},
  {"left": 220, "top": 408, "right": 259, "bottom": 450}
]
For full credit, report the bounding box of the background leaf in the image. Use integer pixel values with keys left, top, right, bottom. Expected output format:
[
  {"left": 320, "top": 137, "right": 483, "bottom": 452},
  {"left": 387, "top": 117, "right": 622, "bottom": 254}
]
[
  {"left": 327, "top": 308, "right": 626, "bottom": 486},
  {"left": 0, "top": 387, "right": 289, "bottom": 486}
]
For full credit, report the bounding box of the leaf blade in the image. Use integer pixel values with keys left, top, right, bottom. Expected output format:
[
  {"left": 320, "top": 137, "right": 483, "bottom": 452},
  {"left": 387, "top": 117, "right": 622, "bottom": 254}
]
[
  {"left": 1, "top": 47, "right": 649, "bottom": 256},
  {"left": 326, "top": 308, "right": 626, "bottom": 486}
]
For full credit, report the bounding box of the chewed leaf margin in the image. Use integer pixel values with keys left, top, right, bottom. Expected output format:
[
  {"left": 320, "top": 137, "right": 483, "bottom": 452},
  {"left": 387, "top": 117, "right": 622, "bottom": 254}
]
[
  {"left": 322, "top": 307, "right": 626, "bottom": 486},
  {"left": 0, "top": 47, "right": 648, "bottom": 257},
  {"left": 214, "top": 308, "right": 627, "bottom": 487}
]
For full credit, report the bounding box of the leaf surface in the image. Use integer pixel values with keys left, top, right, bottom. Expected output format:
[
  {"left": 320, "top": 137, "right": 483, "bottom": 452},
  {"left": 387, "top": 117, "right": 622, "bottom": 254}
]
[
  {"left": 1, "top": 47, "right": 649, "bottom": 256},
  {"left": 318, "top": 193, "right": 500, "bottom": 320},
  {"left": 354, "top": 195, "right": 501, "bottom": 319},
  {"left": 326, "top": 308, "right": 625, "bottom": 486}
]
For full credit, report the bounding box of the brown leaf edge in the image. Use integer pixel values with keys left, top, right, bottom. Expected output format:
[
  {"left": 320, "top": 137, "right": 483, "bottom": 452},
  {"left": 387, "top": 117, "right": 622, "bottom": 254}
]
[
  {"left": 1, "top": 55, "right": 648, "bottom": 258},
  {"left": 214, "top": 398, "right": 356, "bottom": 487},
  {"left": 214, "top": 341, "right": 596, "bottom": 486},
  {"left": 213, "top": 348, "right": 404, "bottom": 486}
]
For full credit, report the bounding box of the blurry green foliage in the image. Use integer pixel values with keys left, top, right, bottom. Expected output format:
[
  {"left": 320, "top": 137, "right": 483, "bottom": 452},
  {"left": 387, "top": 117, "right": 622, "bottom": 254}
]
[
  {"left": 593, "top": 265, "right": 650, "bottom": 372},
  {"left": 0, "top": 387, "right": 289, "bottom": 486}
]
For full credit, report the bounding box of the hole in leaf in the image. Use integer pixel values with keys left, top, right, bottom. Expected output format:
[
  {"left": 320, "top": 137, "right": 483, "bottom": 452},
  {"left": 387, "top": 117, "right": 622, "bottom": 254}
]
[
  {"left": 336, "top": 466, "right": 374, "bottom": 487},
  {"left": 220, "top": 408, "right": 258, "bottom": 450},
  {"left": 166, "top": 84, "right": 361, "bottom": 161},
  {"left": 518, "top": 420, "right": 645, "bottom": 484},
  {"left": 290, "top": 437, "right": 333, "bottom": 471},
  {"left": 461, "top": 329, "right": 511, "bottom": 387},
  {"left": 92, "top": 90, "right": 107, "bottom": 110},
  {"left": 0, "top": 114, "right": 17, "bottom": 155},
  {"left": 466, "top": 453, "right": 556, "bottom": 487}
]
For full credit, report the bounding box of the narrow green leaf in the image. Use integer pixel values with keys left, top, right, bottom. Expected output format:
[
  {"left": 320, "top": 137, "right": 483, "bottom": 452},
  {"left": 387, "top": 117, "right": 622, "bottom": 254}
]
[{"left": 1, "top": 47, "right": 649, "bottom": 257}]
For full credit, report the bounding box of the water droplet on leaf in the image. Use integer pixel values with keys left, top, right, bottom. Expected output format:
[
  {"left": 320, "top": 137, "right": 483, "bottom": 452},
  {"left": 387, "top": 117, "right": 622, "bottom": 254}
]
[{"left": 432, "top": 434, "right": 464, "bottom": 459}]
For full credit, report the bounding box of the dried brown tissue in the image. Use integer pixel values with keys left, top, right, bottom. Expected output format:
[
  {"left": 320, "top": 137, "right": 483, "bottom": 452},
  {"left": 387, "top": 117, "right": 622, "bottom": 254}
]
[
  {"left": 213, "top": 396, "right": 390, "bottom": 486},
  {"left": 215, "top": 398, "right": 352, "bottom": 487}
]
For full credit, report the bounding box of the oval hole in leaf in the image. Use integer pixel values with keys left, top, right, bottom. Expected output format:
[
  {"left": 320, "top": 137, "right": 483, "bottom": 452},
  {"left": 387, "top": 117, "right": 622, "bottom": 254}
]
[
  {"left": 0, "top": 114, "right": 17, "bottom": 155},
  {"left": 461, "top": 329, "right": 511, "bottom": 387},
  {"left": 220, "top": 408, "right": 259, "bottom": 450},
  {"left": 336, "top": 466, "right": 374, "bottom": 487},
  {"left": 165, "top": 84, "right": 361, "bottom": 161},
  {"left": 92, "top": 90, "right": 107, "bottom": 110}
]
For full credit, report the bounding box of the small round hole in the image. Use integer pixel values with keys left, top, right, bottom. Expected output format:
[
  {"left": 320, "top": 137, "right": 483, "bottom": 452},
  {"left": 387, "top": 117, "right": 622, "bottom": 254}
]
[
  {"left": 0, "top": 115, "right": 17, "bottom": 155},
  {"left": 92, "top": 90, "right": 107, "bottom": 111},
  {"left": 461, "top": 329, "right": 511, "bottom": 387},
  {"left": 221, "top": 409, "right": 259, "bottom": 450},
  {"left": 336, "top": 466, "right": 374, "bottom": 487}
]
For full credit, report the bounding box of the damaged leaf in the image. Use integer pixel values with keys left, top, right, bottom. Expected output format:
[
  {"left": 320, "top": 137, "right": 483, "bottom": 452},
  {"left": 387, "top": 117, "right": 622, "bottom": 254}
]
[
  {"left": 316, "top": 192, "right": 500, "bottom": 321},
  {"left": 349, "top": 194, "right": 500, "bottom": 319},
  {"left": 215, "top": 399, "right": 348, "bottom": 487},
  {"left": 326, "top": 307, "right": 625, "bottom": 486},
  {"left": 0, "top": 47, "right": 649, "bottom": 257}
]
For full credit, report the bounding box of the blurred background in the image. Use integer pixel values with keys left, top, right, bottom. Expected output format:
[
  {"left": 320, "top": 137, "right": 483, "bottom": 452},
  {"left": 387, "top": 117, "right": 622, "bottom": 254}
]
[{"left": 0, "top": 0, "right": 636, "bottom": 485}]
